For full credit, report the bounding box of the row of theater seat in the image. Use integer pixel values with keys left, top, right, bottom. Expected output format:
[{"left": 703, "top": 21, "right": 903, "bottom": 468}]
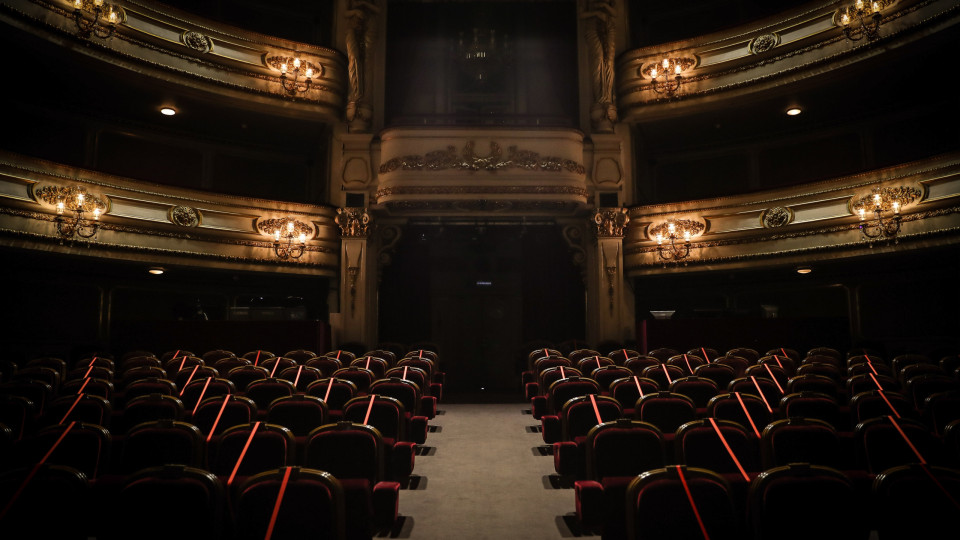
[
  {"left": 523, "top": 345, "right": 960, "bottom": 540},
  {"left": 1, "top": 346, "right": 443, "bottom": 540}
]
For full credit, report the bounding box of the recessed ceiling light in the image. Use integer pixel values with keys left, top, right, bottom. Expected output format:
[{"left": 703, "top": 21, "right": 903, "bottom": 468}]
[
  {"left": 786, "top": 107, "right": 802, "bottom": 116},
  {"left": 796, "top": 266, "right": 813, "bottom": 274},
  {"left": 148, "top": 267, "right": 166, "bottom": 275},
  {"left": 159, "top": 107, "right": 177, "bottom": 116}
]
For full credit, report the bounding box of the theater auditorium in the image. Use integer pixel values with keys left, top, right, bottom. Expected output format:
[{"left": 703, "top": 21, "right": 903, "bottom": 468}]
[{"left": 1, "top": 0, "right": 959, "bottom": 538}]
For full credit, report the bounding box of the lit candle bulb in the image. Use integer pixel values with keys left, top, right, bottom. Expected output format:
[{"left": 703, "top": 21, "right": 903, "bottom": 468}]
[
  {"left": 76, "top": 193, "right": 85, "bottom": 207},
  {"left": 305, "top": 68, "right": 313, "bottom": 79},
  {"left": 74, "top": 0, "right": 82, "bottom": 8},
  {"left": 662, "top": 58, "right": 670, "bottom": 70},
  {"left": 858, "top": 208, "right": 865, "bottom": 220},
  {"left": 841, "top": 11, "right": 851, "bottom": 25},
  {"left": 94, "top": 0, "right": 103, "bottom": 7},
  {"left": 650, "top": 66, "right": 659, "bottom": 79},
  {"left": 287, "top": 221, "right": 295, "bottom": 233},
  {"left": 683, "top": 231, "right": 691, "bottom": 242},
  {"left": 293, "top": 58, "right": 301, "bottom": 70},
  {"left": 57, "top": 201, "right": 65, "bottom": 215},
  {"left": 668, "top": 223, "right": 676, "bottom": 235},
  {"left": 872, "top": 1, "right": 881, "bottom": 13},
  {"left": 892, "top": 201, "right": 900, "bottom": 214},
  {"left": 674, "top": 63, "right": 682, "bottom": 76},
  {"left": 108, "top": 9, "right": 117, "bottom": 23},
  {"left": 93, "top": 208, "right": 101, "bottom": 220},
  {"left": 855, "top": 0, "right": 864, "bottom": 10},
  {"left": 656, "top": 233, "right": 663, "bottom": 245},
  {"left": 873, "top": 194, "right": 882, "bottom": 208},
  {"left": 280, "top": 63, "right": 288, "bottom": 74},
  {"left": 274, "top": 230, "right": 281, "bottom": 242},
  {"left": 299, "top": 233, "right": 307, "bottom": 244}
]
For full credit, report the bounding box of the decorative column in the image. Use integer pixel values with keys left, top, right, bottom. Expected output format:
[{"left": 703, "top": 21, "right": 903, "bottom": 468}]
[
  {"left": 586, "top": 207, "right": 634, "bottom": 346},
  {"left": 579, "top": 0, "right": 620, "bottom": 133},
  {"left": 335, "top": 207, "right": 377, "bottom": 347},
  {"left": 342, "top": 0, "right": 382, "bottom": 133}
]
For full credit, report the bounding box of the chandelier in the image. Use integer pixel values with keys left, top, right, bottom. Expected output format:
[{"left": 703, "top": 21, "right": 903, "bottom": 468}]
[
  {"left": 54, "top": 188, "right": 105, "bottom": 242},
  {"left": 71, "top": 0, "right": 123, "bottom": 40},
  {"left": 851, "top": 186, "right": 920, "bottom": 243},
  {"left": 640, "top": 57, "right": 697, "bottom": 97},
  {"left": 258, "top": 218, "right": 311, "bottom": 260},
  {"left": 838, "top": 0, "right": 886, "bottom": 42},
  {"left": 457, "top": 28, "right": 509, "bottom": 84},
  {"left": 266, "top": 56, "right": 323, "bottom": 95},
  {"left": 649, "top": 219, "right": 704, "bottom": 265}
]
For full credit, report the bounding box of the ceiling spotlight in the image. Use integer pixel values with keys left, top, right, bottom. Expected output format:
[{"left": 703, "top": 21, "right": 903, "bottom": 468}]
[
  {"left": 786, "top": 107, "right": 802, "bottom": 116},
  {"left": 159, "top": 107, "right": 177, "bottom": 116},
  {"left": 796, "top": 266, "right": 813, "bottom": 275},
  {"left": 148, "top": 266, "right": 166, "bottom": 275}
]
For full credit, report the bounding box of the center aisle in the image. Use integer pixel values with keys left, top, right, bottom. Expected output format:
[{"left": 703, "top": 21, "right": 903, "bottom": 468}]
[{"left": 395, "top": 402, "right": 581, "bottom": 539}]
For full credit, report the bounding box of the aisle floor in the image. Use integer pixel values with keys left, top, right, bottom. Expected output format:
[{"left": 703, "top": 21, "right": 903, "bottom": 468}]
[{"left": 391, "top": 402, "right": 591, "bottom": 539}]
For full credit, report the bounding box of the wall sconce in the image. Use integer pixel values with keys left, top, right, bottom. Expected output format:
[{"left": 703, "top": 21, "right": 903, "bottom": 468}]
[
  {"left": 71, "top": 0, "right": 123, "bottom": 39},
  {"left": 837, "top": 0, "right": 887, "bottom": 42},
  {"left": 640, "top": 57, "right": 697, "bottom": 97},
  {"left": 649, "top": 219, "right": 704, "bottom": 265},
  {"left": 35, "top": 185, "right": 107, "bottom": 243},
  {"left": 266, "top": 55, "right": 323, "bottom": 95},
  {"left": 258, "top": 218, "right": 312, "bottom": 260},
  {"left": 850, "top": 186, "right": 921, "bottom": 244}
]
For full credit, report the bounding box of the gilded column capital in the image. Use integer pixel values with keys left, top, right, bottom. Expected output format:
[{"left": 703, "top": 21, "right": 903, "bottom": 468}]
[
  {"left": 336, "top": 207, "right": 372, "bottom": 238},
  {"left": 593, "top": 207, "right": 630, "bottom": 237}
]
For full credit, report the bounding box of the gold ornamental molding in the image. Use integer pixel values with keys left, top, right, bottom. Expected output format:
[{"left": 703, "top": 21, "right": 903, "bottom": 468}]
[
  {"left": 647, "top": 219, "right": 706, "bottom": 240},
  {"left": 849, "top": 185, "right": 922, "bottom": 215},
  {"left": 335, "top": 207, "right": 372, "bottom": 238},
  {"left": 593, "top": 207, "right": 630, "bottom": 237},
  {"left": 378, "top": 141, "right": 586, "bottom": 175},
  {"left": 33, "top": 184, "right": 109, "bottom": 214},
  {"left": 1, "top": 0, "right": 347, "bottom": 115},
  {"left": 256, "top": 217, "right": 314, "bottom": 238},
  {"left": 616, "top": 0, "right": 951, "bottom": 118}
]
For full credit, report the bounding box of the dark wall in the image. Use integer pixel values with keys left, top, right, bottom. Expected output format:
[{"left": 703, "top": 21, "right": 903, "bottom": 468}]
[
  {"left": 2, "top": 248, "right": 330, "bottom": 365},
  {"left": 378, "top": 224, "right": 584, "bottom": 392},
  {"left": 634, "top": 246, "right": 960, "bottom": 358},
  {"left": 385, "top": 0, "right": 579, "bottom": 126}
]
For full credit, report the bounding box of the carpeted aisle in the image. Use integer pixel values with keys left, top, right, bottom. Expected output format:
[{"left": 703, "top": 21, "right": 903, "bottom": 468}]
[{"left": 393, "top": 402, "right": 587, "bottom": 539}]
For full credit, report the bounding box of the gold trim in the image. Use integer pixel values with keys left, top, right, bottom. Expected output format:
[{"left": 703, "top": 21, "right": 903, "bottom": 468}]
[{"left": 379, "top": 141, "right": 586, "bottom": 175}]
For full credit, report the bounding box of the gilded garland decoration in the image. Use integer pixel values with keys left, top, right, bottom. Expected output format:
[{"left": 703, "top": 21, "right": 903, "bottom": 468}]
[{"left": 379, "top": 141, "right": 586, "bottom": 175}]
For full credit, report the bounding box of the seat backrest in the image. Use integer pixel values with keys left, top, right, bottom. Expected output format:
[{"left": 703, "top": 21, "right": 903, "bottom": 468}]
[
  {"left": 58, "top": 376, "right": 114, "bottom": 400},
  {"left": 234, "top": 467, "right": 345, "bottom": 540},
  {"left": 848, "top": 390, "right": 915, "bottom": 425},
  {"left": 746, "top": 463, "right": 865, "bottom": 540},
  {"left": 192, "top": 395, "right": 258, "bottom": 438},
  {"left": 705, "top": 392, "right": 772, "bottom": 437},
  {"left": 760, "top": 417, "right": 840, "bottom": 469},
  {"left": 675, "top": 418, "right": 760, "bottom": 474},
  {"left": 609, "top": 348, "right": 641, "bottom": 365},
  {"left": 855, "top": 416, "right": 941, "bottom": 474},
  {"left": 331, "top": 367, "right": 375, "bottom": 394},
  {"left": 560, "top": 395, "right": 622, "bottom": 441},
  {"left": 585, "top": 419, "right": 665, "bottom": 481},
  {"left": 648, "top": 348, "right": 680, "bottom": 362},
  {"left": 267, "top": 395, "right": 329, "bottom": 437},
  {"left": 120, "top": 419, "right": 204, "bottom": 473},
  {"left": 872, "top": 464, "right": 960, "bottom": 539},
  {"left": 576, "top": 355, "right": 614, "bottom": 373},
  {"left": 778, "top": 391, "right": 840, "bottom": 427},
  {"left": 610, "top": 376, "right": 659, "bottom": 407},
  {"left": 226, "top": 365, "right": 270, "bottom": 392},
  {"left": 627, "top": 466, "right": 740, "bottom": 540},
  {"left": 636, "top": 392, "right": 697, "bottom": 434},
  {"left": 213, "top": 356, "right": 252, "bottom": 373},
  {"left": 726, "top": 347, "right": 759, "bottom": 363},
  {"left": 114, "top": 465, "right": 225, "bottom": 540},
  {"left": 589, "top": 365, "right": 633, "bottom": 390},
  {"left": 210, "top": 422, "right": 295, "bottom": 479},
  {"left": 666, "top": 354, "right": 706, "bottom": 376},
  {"left": 244, "top": 378, "right": 296, "bottom": 410},
  {"left": 904, "top": 374, "right": 960, "bottom": 410},
  {"left": 693, "top": 363, "right": 737, "bottom": 391},
  {"left": 120, "top": 393, "right": 185, "bottom": 432},
  {"left": 304, "top": 422, "right": 385, "bottom": 483},
  {"left": 261, "top": 357, "right": 298, "bottom": 376},
  {"left": 343, "top": 395, "right": 406, "bottom": 441},
  {"left": 351, "top": 356, "right": 389, "bottom": 379},
  {"left": 546, "top": 377, "right": 601, "bottom": 414},
  {"left": 305, "top": 356, "right": 344, "bottom": 377},
  {"left": 202, "top": 349, "right": 236, "bottom": 363},
  {"left": 0, "top": 463, "right": 91, "bottom": 540},
  {"left": 623, "top": 355, "right": 660, "bottom": 376},
  {"left": 179, "top": 377, "right": 236, "bottom": 412},
  {"left": 370, "top": 378, "right": 422, "bottom": 415},
  {"left": 669, "top": 376, "right": 719, "bottom": 409},
  {"left": 727, "top": 377, "right": 782, "bottom": 410},
  {"left": 284, "top": 349, "right": 318, "bottom": 362},
  {"left": 278, "top": 365, "right": 323, "bottom": 391},
  {"left": 538, "top": 366, "right": 583, "bottom": 395},
  {"left": 241, "top": 350, "right": 276, "bottom": 363},
  {"left": 164, "top": 355, "right": 204, "bottom": 378},
  {"left": 569, "top": 349, "right": 602, "bottom": 363},
  {"left": 44, "top": 394, "right": 112, "bottom": 429},
  {"left": 173, "top": 365, "right": 219, "bottom": 390},
  {"left": 18, "top": 422, "right": 111, "bottom": 479},
  {"left": 306, "top": 378, "right": 358, "bottom": 412}
]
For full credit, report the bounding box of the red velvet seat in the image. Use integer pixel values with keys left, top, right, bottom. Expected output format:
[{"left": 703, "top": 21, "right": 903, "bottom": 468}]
[
  {"left": 118, "top": 393, "right": 184, "bottom": 433},
  {"left": 234, "top": 467, "right": 346, "bottom": 540},
  {"left": 118, "top": 419, "right": 205, "bottom": 473}
]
